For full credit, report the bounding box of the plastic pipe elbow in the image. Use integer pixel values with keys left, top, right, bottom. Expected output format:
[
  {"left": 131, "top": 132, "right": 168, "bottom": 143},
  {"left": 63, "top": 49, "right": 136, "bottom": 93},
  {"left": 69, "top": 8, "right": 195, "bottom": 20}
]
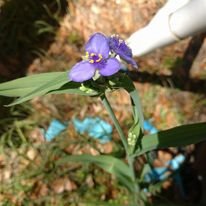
[
  {"left": 170, "top": 0, "right": 206, "bottom": 39},
  {"left": 127, "top": 0, "right": 206, "bottom": 57}
]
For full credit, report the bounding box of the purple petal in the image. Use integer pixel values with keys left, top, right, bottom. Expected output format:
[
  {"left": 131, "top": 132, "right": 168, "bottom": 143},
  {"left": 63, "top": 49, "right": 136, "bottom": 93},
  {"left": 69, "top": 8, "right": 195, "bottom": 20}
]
[
  {"left": 121, "top": 54, "right": 138, "bottom": 69},
  {"left": 85, "top": 33, "right": 109, "bottom": 58},
  {"left": 68, "top": 61, "right": 95, "bottom": 82},
  {"left": 109, "top": 35, "right": 138, "bottom": 68},
  {"left": 99, "top": 58, "right": 121, "bottom": 76}
]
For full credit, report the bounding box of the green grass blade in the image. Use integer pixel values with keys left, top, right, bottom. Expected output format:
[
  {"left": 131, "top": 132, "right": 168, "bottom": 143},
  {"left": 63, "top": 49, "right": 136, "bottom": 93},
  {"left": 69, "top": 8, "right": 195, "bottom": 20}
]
[
  {"left": 56, "top": 154, "right": 134, "bottom": 191},
  {"left": 135, "top": 122, "right": 206, "bottom": 156}
]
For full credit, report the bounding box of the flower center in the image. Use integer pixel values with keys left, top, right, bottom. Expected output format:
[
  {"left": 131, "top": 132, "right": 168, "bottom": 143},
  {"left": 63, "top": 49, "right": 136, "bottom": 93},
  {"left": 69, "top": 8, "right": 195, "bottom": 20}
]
[{"left": 85, "top": 52, "right": 103, "bottom": 64}]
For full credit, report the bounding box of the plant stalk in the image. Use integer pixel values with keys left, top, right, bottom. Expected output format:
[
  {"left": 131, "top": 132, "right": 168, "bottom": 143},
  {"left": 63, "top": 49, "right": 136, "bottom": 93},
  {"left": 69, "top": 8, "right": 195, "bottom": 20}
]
[
  {"left": 101, "top": 94, "right": 140, "bottom": 205},
  {"left": 100, "top": 94, "right": 128, "bottom": 152}
]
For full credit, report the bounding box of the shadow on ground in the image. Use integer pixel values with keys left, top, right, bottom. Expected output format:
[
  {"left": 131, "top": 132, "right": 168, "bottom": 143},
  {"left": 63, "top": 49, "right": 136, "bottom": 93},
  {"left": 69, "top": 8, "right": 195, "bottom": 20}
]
[
  {"left": 0, "top": 0, "right": 67, "bottom": 80},
  {"left": 130, "top": 33, "right": 206, "bottom": 94}
]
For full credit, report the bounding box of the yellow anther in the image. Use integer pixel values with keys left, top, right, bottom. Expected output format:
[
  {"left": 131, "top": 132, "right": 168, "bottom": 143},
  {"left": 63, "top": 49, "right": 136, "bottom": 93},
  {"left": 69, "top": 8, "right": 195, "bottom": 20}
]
[
  {"left": 89, "top": 59, "right": 94, "bottom": 63},
  {"left": 85, "top": 52, "right": 89, "bottom": 58},
  {"left": 90, "top": 53, "right": 95, "bottom": 57},
  {"left": 95, "top": 54, "right": 103, "bottom": 63}
]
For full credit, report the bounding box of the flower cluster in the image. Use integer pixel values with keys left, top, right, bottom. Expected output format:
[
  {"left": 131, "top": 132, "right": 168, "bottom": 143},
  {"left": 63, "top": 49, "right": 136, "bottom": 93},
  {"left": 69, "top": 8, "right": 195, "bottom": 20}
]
[{"left": 68, "top": 33, "right": 137, "bottom": 82}]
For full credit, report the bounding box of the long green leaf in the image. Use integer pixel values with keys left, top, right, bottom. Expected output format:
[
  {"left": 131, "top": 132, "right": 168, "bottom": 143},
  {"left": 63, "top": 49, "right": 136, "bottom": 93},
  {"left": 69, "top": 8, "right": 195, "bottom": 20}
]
[
  {"left": 0, "top": 72, "right": 65, "bottom": 97},
  {"left": 134, "top": 122, "right": 206, "bottom": 156},
  {"left": 56, "top": 154, "right": 134, "bottom": 192},
  {"left": 8, "top": 72, "right": 69, "bottom": 106},
  {"left": 0, "top": 72, "right": 99, "bottom": 106}
]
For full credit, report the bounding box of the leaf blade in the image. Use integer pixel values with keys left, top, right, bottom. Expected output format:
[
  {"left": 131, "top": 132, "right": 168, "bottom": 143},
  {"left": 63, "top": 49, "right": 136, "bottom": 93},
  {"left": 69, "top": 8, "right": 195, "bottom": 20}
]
[
  {"left": 8, "top": 72, "right": 69, "bottom": 106},
  {"left": 0, "top": 72, "right": 65, "bottom": 97},
  {"left": 135, "top": 122, "right": 206, "bottom": 156}
]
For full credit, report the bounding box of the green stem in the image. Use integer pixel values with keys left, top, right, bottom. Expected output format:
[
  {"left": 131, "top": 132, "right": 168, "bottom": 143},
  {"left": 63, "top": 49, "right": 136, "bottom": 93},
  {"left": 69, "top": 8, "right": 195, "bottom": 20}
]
[
  {"left": 100, "top": 94, "right": 128, "bottom": 151},
  {"left": 127, "top": 156, "right": 139, "bottom": 205},
  {"left": 101, "top": 94, "right": 139, "bottom": 205}
]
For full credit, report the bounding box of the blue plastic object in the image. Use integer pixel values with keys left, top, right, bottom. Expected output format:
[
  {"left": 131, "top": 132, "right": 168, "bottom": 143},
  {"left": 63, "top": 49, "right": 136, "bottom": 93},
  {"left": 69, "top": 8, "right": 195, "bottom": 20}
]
[
  {"left": 143, "top": 120, "right": 158, "bottom": 134},
  {"left": 143, "top": 120, "right": 186, "bottom": 197},
  {"left": 73, "top": 117, "right": 112, "bottom": 143},
  {"left": 144, "top": 154, "right": 185, "bottom": 182},
  {"left": 45, "top": 119, "right": 67, "bottom": 141}
]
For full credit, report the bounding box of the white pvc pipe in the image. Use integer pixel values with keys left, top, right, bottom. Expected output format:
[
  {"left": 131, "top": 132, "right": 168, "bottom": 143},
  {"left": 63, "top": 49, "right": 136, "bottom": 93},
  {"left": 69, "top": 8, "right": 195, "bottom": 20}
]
[
  {"left": 170, "top": 0, "right": 206, "bottom": 39},
  {"left": 127, "top": 0, "right": 206, "bottom": 57}
]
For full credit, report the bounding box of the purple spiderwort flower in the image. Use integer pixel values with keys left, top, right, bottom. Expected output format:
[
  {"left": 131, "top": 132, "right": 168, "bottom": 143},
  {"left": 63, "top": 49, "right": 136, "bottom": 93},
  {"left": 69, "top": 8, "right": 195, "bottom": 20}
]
[
  {"left": 108, "top": 34, "right": 138, "bottom": 68},
  {"left": 69, "top": 33, "right": 121, "bottom": 82}
]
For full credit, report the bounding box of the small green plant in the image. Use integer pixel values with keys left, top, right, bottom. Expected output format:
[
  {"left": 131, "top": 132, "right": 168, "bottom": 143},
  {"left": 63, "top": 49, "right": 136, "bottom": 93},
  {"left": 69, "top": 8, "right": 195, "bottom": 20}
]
[
  {"left": 0, "top": 33, "right": 206, "bottom": 205},
  {"left": 0, "top": 99, "right": 35, "bottom": 148}
]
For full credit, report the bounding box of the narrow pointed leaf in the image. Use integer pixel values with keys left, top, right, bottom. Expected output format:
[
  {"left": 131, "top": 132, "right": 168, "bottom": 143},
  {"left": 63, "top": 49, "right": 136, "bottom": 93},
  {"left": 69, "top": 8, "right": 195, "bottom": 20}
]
[
  {"left": 0, "top": 72, "right": 65, "bottom": 97},
  {"left": 0, "top": 72, "right": 100, "bottom": 106},
  {"left": 135, "top": 122, "right": 206, "bottom": 156},
  {"left": 7, "top": 72, "right": 69, "bottom": 106}
]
